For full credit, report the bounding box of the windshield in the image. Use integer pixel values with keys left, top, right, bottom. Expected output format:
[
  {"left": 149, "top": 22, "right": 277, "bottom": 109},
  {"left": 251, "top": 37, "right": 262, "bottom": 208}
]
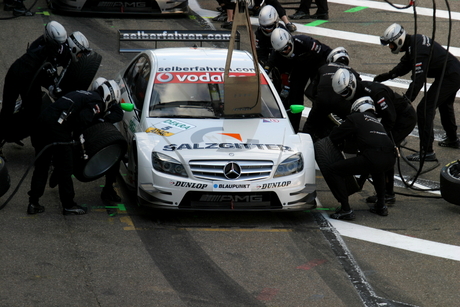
[{"left": 148, "top": 76, "right": 282, "bottom": 119}]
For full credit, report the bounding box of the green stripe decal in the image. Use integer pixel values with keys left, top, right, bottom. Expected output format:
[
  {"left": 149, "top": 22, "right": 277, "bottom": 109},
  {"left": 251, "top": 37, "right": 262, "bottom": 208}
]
[
  {"left": 345, "top": 6, "right": 368, "bottom": 13},
  {"left": 306, "top": 20, "right": 328, "bottom": 26}
]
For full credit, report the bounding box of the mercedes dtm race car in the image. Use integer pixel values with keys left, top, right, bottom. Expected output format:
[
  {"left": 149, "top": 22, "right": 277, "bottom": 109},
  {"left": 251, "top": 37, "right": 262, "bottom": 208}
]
[
  {"left": 114, "top": 30, "right": 316, "bottom": 210},
  {"left": 47, "top": 0, "right": 188, "bottom": 15}
]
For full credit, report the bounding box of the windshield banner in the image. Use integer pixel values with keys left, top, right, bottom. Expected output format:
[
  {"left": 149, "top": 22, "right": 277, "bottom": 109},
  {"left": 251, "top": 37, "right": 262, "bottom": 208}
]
[{"left": 155, "top": 72, "right": 268, "bottom": 84}]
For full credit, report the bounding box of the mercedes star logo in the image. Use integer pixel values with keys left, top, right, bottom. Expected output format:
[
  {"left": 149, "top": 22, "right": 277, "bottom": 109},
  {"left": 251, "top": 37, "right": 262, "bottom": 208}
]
[{"left": 223, "top": 162, "right": 241, "bottom": 179}]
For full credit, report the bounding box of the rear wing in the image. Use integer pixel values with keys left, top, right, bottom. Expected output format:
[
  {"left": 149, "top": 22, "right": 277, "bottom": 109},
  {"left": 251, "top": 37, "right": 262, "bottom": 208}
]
[{"left": 118, "top": 30, "right": 240, "bottom": 53}]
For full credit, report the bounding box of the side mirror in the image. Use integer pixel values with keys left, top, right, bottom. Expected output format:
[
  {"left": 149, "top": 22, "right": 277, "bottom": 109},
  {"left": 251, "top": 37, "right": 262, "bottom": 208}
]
[
  {"left": 289, "top": 105, "right": 305, "bottom": 114},
  {"left": 120, "top": 103, "right": 135, "bottom": 112}
]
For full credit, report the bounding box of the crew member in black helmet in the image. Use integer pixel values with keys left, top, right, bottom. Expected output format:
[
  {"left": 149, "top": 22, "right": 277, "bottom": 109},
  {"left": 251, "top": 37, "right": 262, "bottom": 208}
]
[
  {"left": 327, "top": 97, "right": 396, "bottom": 220},
  {"left": 303, "top": 47, "right": 361, "bottom": 141},
  {"left": 374, "top": 23, "right": 460, "bottom": 160},
  {"left": 27, "top": 81, "right": 122, "bottom": 216},
  {"left": 0, "top": 21, "right": 68, "bottom": 153},
  {"left": 271, "top": 28, "right": 332, "bottom": 132},
  {"left": 332, "top": 67, "right": 416, "bottom": 206},
  {"left": 0, "top": 22, "right": 92, "bottom": 160}
]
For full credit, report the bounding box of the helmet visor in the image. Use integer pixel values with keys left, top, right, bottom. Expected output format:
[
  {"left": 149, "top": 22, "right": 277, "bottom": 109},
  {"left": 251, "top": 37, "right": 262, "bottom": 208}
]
[
  {"left": 76, "top": 49, "right": 91, "bottom": 59},
  {"left": 280, "top": 42, "right": 292, "bottom": 55},
  {"left": 261, "top": 23, "right": 276, "bottom": 34},
  {"left": 337, "top": 87, "right": 352, "bottom": 99},
  {"left": 380, "top": 37, "right": 390, "bottom": 46}
]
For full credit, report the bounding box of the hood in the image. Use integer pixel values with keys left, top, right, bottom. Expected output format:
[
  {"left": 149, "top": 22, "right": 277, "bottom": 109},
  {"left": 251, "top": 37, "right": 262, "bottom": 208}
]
[{"left": 140, "top": 118, "right": 300, "bottom": 162}]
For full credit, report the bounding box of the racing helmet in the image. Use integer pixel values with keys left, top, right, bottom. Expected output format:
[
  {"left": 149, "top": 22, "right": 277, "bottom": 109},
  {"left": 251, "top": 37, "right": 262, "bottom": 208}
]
[
  {"left": 258, "top": 5, "right": 279, "bottom": 36},
  {"left": 331, "top": 68, "right": 357, "bottom": 101},
  {"left": 98, "top": 80, "right": 121, "bottom": 110},
  {"left": 271, "top": 28, "right": 294, "bottom": 57},
  {"left": 91, "top": 77, "right": 108, "bottom": 91},
  {"left": 68, "top": 31, "right": 91, "bottom": 62},
  {"left": 326, "top": 46, "right": 350, "bottom": 65},
  {"left": 44, "top": 21, "right": 67, "bottom": 49},
  {"left": 380, "top": 23, "right": 406, "bottom": 54},
  {"left": 351, "top": 96, "right": 375, "bottom": 113}
]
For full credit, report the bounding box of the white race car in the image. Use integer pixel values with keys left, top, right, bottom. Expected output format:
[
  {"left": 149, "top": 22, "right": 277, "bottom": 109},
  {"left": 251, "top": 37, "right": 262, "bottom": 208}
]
[
  {"left": 115, "top": 31, "right": 316, "bottom": 210},
  {"left": 48, "top": 0, "right": 188, "bottom": 15}
]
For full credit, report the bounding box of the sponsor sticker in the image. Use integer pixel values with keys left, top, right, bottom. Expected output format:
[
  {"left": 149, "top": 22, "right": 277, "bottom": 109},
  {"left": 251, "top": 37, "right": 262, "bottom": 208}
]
[
  {"left": 255, "top": 181, "right": 292, "bottom": 190},
  {"left": 171, "top": 181, "right": 208, "bottom": 189},
  {"left": 162, "top": 119, "right": 195, "bottom": 130},
  {"left": 120, "top": 30, "right": 233, "bottom": 42},
  {"left": 155, "top": 72, "right": 269, "bottom": 85},
  {"left": 212, "top": 183, "right": 251, "bottom": 191},
  {"left": 263, "top": 119, "right": 280, "bottom": 123},
  {"left": 146, "top": 127, "right": 174, "bottom": 136},
  {"left": 163, "top": 143, "right": 293, "bottom": 151}
]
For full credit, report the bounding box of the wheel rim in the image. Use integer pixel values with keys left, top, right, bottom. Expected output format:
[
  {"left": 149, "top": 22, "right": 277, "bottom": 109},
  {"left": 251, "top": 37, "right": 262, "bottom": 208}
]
[{"left": 83, "top": 144, "right": 123, "bottom": 179}]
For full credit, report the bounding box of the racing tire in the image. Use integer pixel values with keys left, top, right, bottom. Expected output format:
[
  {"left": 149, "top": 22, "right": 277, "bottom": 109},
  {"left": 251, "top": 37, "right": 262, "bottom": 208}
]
[
  {"left": 58, "top": 52, "right": 103, "bottom": 94},
  {"left": 73, "top": 122, "right": 127, "bottom": 183},
  {"left": 0, "top": 157, "right": 11, "bottom": 198},
  {"left": 314, "top": 137, "right": 360, "bottom": 196},
  {"left": 440, "top": 159, "right": 460, "bottom": 206}
]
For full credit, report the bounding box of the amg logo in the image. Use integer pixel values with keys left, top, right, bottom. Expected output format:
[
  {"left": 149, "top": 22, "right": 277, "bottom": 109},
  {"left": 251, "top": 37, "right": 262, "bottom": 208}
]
[
  {"left": 98, "top": 2, "right": 146, "bottom": 7},
  {"left": 199, "top": 195, "right": 263, "bottom": 202}
]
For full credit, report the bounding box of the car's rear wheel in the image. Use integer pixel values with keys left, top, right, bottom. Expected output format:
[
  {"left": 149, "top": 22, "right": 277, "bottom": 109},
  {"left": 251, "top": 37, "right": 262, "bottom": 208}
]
[
  {"left": 73, "top": 122, "right": 127, "bottom": 182},
  {"left": 440, "top": 159, "right": 460, "bottom": 206},
  {"left": 314, "top": 137, "right": 360, "bottom": 196},
  {"left": 0, "top": 157, "right": 10, "bottom": 198}
]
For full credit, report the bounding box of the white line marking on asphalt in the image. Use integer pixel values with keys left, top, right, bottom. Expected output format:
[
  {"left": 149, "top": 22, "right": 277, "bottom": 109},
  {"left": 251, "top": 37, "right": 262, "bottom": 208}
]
[
  {"left": 329, "top": 0, "right": 460, "bottom": 20},
  {"left": 291, "top": 19, "right": 460, "bottom": 57},
  {"left": 323, "top": 212, "right": 460, "bottom": 261}
]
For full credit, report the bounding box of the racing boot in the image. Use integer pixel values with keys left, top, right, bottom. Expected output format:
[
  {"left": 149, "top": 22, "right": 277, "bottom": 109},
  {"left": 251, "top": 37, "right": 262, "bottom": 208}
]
[
  {"left": 289, "top": 11, "right": 310, "bottom": 19},
  {"left": 212, "top": 11, "right": 227, "bottom": 22},
  {"left": 101, "top": 186, "right": 121, "bottom": 202},
  {"left": 63, "top": 203, "right": 87, "bottom": 215},
  {"left": 27, "top": 203, "right": 45, "bottom": 214},
  {"left": 370, "top": 205, "right": 388, "bottom": 216},
  {"left": 369, "top": 200, "right": 388, "bottom": 216},
  {"left": 366, "top": 193, "right": 396, "bottom": 205},
  {"left": 12, "top": 0, "right": 34, "bottom": 16},
  {"left": 330, "top": 209, "right": 355, "bottom": 220},
  {"left": 438, "top": 136, "right": 460, "bottom": 149},
  {"left": 406, "top": 151, "right": 437, "bottom": 162},
  {"left": 221, "top": 21, "right": 233, "bottom": 29}
]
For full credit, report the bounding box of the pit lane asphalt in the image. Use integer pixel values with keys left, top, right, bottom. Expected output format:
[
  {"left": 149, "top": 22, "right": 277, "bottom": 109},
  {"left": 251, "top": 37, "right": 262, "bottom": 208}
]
[{"left": 0, "top": 0, "right": 459, "bottom": 306}]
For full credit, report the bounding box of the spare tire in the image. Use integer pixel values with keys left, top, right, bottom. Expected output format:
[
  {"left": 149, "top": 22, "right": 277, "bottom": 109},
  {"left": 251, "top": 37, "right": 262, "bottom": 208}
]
[
  {"left": 59, "top": 52, "right": 102, "bottom": 94},
  {"left": 0, "top": 157, "right": 10, "bottom": 198},
  {"left": 314, "top": 137, "right": 360, "bottom": 196},
  {"left": 73, "top": 122, "right": 127, "bottom": 182},
  {"left": 440, "top": 159, "right": 460, "bottom": 206}
]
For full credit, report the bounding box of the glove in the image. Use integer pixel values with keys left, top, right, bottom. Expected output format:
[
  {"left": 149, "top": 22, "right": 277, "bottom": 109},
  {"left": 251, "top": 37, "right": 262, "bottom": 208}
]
[
  {"left": 48, "top": 85, "right": 58, "bottom": 100},
  {"left": 373, "top": 72, "right": 391, "bottom": 83},
  {"left": 263, "top": 66, "right": 271, "bottom": 74}
]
